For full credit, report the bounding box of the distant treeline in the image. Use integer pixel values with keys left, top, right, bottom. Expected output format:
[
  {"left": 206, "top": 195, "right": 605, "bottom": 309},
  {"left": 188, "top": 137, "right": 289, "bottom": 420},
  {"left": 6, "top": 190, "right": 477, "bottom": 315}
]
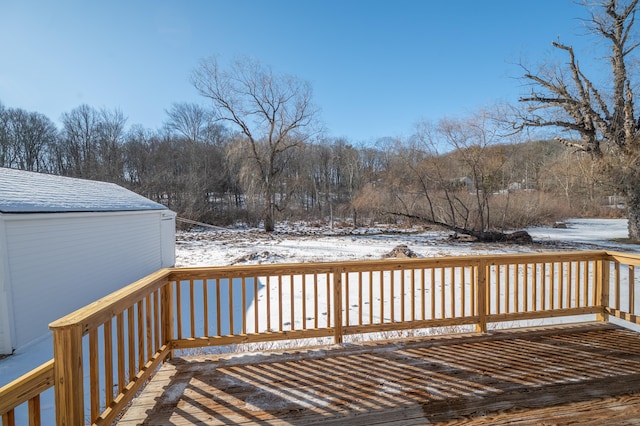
[{"left": 0, "top": 101, "right": 620, "bottom": 230}]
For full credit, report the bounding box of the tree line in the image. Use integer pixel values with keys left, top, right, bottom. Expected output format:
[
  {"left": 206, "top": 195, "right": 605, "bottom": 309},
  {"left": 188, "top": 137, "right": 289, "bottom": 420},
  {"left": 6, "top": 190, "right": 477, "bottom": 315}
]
[{"left": 0, "top": 97, "right": 616, "bottom": 235}]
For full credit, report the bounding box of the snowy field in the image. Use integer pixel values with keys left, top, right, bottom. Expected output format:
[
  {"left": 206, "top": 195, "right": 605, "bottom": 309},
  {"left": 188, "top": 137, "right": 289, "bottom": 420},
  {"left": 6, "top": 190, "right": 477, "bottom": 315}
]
[
  {"left": 175, "top": 218, "right": 638, "bottom": 267},
  {"left": 1, "top": 218, "right": 638, "bottom": 423}
]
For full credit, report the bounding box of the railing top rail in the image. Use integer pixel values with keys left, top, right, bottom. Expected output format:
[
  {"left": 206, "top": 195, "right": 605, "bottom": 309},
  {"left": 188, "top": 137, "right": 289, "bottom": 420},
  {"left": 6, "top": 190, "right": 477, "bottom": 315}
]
[
  {"left": 168, "top": 250, "right": 611, "bottom": 279},
  {"left": 0, "top": 359, "right": 54, "bottom": 415},
  {"left": 49, "top": 268, "right": 172, "bottom": 333},
  {"left": 605, "top": 251, "right": 640, "bottom": 266}
]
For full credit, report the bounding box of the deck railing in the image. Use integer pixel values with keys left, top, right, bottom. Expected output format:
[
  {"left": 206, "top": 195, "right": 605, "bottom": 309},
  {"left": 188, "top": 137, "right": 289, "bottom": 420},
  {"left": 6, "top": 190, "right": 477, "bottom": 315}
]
[{"left": 1, "top": 250, "right": 639, "bottom": 425}]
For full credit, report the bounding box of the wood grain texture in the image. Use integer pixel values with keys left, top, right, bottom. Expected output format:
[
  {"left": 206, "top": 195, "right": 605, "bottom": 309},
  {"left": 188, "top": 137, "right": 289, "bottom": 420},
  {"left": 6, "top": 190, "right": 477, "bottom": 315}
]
[{"left": 118, "top": 322, "right": 640, "bottom": 425}]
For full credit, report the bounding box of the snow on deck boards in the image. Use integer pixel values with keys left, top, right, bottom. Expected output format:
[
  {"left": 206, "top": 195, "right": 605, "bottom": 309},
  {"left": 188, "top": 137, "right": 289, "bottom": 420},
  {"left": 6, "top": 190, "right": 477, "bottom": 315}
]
[{"left": 118, "top": 322, "right": 640, "bottom": 425}]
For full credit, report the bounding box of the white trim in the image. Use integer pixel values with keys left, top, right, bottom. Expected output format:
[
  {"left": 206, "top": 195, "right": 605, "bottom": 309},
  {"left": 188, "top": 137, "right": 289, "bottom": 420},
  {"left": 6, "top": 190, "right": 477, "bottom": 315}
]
[{"left": 0, "top": 209, "right": 166, "bottom": 222}]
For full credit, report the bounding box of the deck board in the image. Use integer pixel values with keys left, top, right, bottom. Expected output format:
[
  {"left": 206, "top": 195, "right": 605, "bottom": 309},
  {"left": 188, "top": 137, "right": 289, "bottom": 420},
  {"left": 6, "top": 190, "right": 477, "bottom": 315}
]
[{"left": 118, "top": 322, "right": 640, "bottom": 425}]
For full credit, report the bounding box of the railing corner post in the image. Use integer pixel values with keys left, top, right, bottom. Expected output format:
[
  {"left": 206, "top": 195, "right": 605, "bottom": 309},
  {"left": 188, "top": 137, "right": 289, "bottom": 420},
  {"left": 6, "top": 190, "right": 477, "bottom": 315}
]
[
  {"left": 51, "top": 323, "right": 84, "bottom": 426},
  {"left": 475, "top": 261, "right": 488, "bottom": 334},
  {"left": 332, "top": 267, "right": 343, "bottom": 344},
  {"left": 597, "top": 257, "right": 611, "bottom": 322},
  {"left": 161, "top": 279, "right": 175, "bottom": 359}
]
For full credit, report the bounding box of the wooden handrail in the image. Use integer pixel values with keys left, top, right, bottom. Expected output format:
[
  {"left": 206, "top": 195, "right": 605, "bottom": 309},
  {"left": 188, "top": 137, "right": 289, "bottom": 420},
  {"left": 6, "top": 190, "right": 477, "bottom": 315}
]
[
  {"left": 0, "top": 359, "right": 54, "bottom": 422},
  {"left": 3, "top": 249, "right": 639, "bottom": 425}
]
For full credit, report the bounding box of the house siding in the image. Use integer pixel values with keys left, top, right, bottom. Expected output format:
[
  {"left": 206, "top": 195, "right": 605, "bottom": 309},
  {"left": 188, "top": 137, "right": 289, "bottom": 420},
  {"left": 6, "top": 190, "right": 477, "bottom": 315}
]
[
  {"left": 2, "top": 210, "right": 167, "bottom": 349},
  {"left": 0, "top": 220, "right": 12, "bottom": 354}
]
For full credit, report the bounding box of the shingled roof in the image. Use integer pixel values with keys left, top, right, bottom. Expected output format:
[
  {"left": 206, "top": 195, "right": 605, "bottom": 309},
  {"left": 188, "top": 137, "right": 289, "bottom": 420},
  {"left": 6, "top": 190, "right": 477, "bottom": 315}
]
[{"left": 0, "top": 168, "right": 166, "bottom": 213}]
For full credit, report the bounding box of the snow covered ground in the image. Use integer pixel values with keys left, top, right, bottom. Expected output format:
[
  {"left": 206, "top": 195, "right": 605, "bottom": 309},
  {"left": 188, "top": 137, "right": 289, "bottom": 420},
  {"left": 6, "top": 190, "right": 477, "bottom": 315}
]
[
  {"left": 175, "top": 218, "right": 639, "bottom": 267},
  {"left": 1, "top": 218, "right": 638, "bottom": 423}
]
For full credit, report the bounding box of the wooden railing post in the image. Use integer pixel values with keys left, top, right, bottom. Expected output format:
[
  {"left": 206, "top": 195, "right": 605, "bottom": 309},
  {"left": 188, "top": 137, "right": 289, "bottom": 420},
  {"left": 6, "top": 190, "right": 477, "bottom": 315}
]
[
  {"left": 332, "top": 267, "right": 343, "bottom": 344},
  {"left": 161, "top": 281, "right": 175, "bottom": 358},
  {"left": 475, "top": 261, "right": 488, "bottom": 333},
  {"left": 51, "top": 323, "right": 84, "bottom": 426},
  {"left": 597, "top": 257, "right": 611, "bottom": 322}
]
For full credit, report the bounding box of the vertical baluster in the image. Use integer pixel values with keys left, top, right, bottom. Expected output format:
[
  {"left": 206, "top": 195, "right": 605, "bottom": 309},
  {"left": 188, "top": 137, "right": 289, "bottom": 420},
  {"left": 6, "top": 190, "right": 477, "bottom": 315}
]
[
  {"left": 264, "top": 276, "right": 272, "bottom": 331},
  {"left": 614, "top": 262, "right": 621, "bottom": 310},
  {"left": 460, "top": 267, "right": 466, "bottom": 317},
  {"left": 400, "top": 268, "right": 405, "bottom": 322},
  {"left": 116, "top": 312, "right": 125, "bottom": 395},
  {"left": 495, "top": 265, "right": 501, "bottom": 315},
  {"left": 28, "top": 396, "right": 41, "bottom": 426},
  {"left": 390, "top": 270, "right": 395, "bottom": 322},
  {"left": 127, "top": 307, "right": 135, "bottom": 381},
  {"left": 532, "top": 263, "right": 538, "bottom": 311},
  {"left": 514, "top": 264, "right": 519, "bottom": 313},
  {"left": 440, "top": 267, "right": 446, "bottom": 318},
  {"left": 450, "top": 267, "right": 455, "bottom": 318},
  {"left": 566, "top": 262, "right": 572, "bottom": 309},
  {"left": 146, "top": 295, "right": 152, "bottom": 358},
  {"left": 302, "top": 274, "right": 307, "bottom": 330},
  {"left": 203, "top": 279, "right": 209, "bottom": 336},
  {"left": 574, "top": 261, "right": 584, "bottom": 307},
  {"left": 369, "top": 270, "right": 374, "bottom": 324},
  {"left": 344, "top": 272, "right": 350, "bottom": 326},
  {"left": 470, "top": 266, "right": 476, "bottom": 317},
  {"left": 411, "top": 269, "right": 416, "bottom": 321},
  {"left": 254, "top": 276, "right": 259, "bottom": 333},
  {"left": 550, "top": 262, "right": 555, "bottom": 310},
  {"left": 290, "top": 274, "right": 295, "bottom": 331},
  {"left": 89, "top": 328, "right": 99, "bottom": 422},
  {"left": 3, "top": 409, "right": 15, "bottom": 426},
  {"left": 229, "top": 277, "right": 234, "bottom": 335},
  {"left": 380, "top": 270, "right": 385, "bottom": 323},
  {"left": 358, "top": 271, "right": 363, "bottom": 326},
  {"left": 326, "top": 272, "right": 331, "bottom": 329},
  {"left": 137, "top": 300, "right": 144, "bottom": 370},
  {"left": 278, "top": 275, "right": 283, "bottom": 331},
  {"left": 314, "top": 274, "right": 319, "bottom": 329},
  {"left": 541, "top": 263, "right": 547, "bottom": 310},
  {"left": 104, "top": 319, "right": 113, "bottom": 408},
  {"left": 430, "top": 268, "right": 436, "bottom": 320},
  {"left": 583, "top": 261, "right": 590, "bottom": 306},
  {"left": 216, "top": 279, "right": 222, "bottom": 335},
  {"left": 630, "top": 266, "right": 636, "bottom": 315},
  {"left": 175, "top": 282, "right": 182, "bottom": 340},
  {"left": 333, "top": 268, "right": 343, "bottom": 344},
  {"left": 523, "top": 264, "right": 529, "bottom": 312},
  {"left": 421, "top": 268, "right": 427, "bottom": 321},
  {"left": 189, "top": 280, "right": 195, "bottom": 337},
  {"left": 242, "top": 277, "right": 247, "bottom": 334},
  {"left": 153, "top": 290, "right": 160, "bottom": 351}
]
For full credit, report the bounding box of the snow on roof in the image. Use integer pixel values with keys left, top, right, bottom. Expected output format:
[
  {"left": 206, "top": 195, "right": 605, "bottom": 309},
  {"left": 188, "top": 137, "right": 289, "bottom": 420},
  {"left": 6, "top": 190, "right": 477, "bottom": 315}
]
[{"left": 0, "top": 168, "right": 167, "bottom": 213}]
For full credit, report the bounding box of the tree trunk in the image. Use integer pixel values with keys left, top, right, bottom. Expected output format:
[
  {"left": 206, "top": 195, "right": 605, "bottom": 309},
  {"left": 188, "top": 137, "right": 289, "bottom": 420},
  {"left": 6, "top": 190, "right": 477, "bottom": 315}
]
[
  {"left": 385, "top": 211, "right": 532, "bottom": 244},
  {"left": 626, "top": 189, "right": 640, "bottom": 241},
  {"left": 264, "top": 212, "right": 275, "bottom": 232},
  {"left": 263, "top": 186, "right": 275, "bottom": 232}
]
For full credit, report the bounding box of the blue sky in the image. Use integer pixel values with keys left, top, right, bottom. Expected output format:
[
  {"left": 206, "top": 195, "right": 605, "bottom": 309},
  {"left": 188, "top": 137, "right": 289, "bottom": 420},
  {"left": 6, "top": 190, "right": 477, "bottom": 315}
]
[{"left": 0, "top": 1, "right": 598, "bottom": 143}]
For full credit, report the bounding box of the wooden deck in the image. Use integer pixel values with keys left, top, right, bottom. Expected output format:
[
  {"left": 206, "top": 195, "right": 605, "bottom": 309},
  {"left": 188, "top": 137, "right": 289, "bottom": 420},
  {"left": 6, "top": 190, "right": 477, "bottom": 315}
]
[{"left": 118, "top": 322, "right": 640, "bottom": 425}]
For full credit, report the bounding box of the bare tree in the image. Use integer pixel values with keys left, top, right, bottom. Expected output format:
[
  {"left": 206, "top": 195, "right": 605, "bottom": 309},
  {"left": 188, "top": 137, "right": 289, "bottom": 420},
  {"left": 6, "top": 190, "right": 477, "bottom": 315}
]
[
  {"left": 96, "top": 108, "right": 127, "bottom": 182},
  {"left": 164, "top": 102, "right": 213, "bottom": 143},
  {"left": 0, "top": 101, "right": 14, "bottom": 168},
  {"left": 191, "top": 56, "right": 318, "bottom": 231},
  {"left": 367, "top": 109, "right": 532, "bottom": 242},
  {"left": 8, "top": 108, "right": 57, "bottom": 172},
  {"left": 59, "top": 104, "right": 101, "bottom": 178},
  {"left": 518, "top": 0, "right": 640, "bottom": 240}
]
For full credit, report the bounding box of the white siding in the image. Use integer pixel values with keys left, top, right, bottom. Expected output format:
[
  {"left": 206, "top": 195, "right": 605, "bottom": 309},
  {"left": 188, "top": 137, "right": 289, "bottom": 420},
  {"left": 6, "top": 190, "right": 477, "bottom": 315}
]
[
  {"left": 0, "top": 219, "right": 11, "bottom": 354},
  {"left": 3, "top": 211, "right": 165, "bottom": 349}
]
